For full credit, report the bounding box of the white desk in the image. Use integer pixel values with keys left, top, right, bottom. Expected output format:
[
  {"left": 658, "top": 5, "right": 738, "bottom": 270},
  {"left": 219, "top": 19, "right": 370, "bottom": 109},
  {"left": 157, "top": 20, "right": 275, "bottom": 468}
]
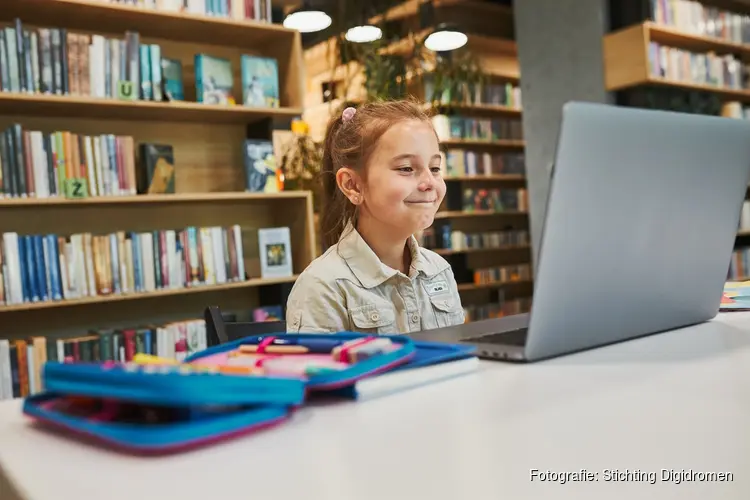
[{"left": 1, "top": 313, "right": 749, "bottom": 500}]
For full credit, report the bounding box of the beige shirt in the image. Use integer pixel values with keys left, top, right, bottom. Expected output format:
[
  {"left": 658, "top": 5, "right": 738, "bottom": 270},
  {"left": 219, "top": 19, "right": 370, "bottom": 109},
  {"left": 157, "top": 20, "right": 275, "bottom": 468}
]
[{"left": 286, "top": 227, "right": 465, "bottom": 334}]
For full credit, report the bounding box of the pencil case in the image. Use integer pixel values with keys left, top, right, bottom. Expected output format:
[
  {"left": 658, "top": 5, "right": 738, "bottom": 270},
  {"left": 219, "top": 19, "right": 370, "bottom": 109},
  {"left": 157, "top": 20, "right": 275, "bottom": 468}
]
[
  {"left": 184, "top": 332, "right": 417, "bottom": 391},
  {"left": 23, "top": 392, "right": 291, "bottom": 455},
  {"left": 22, "top": 359, "right": 306, "bottom": 454},
  {"left": 41, "top": 359, "right": 306, "bottom": 406}
]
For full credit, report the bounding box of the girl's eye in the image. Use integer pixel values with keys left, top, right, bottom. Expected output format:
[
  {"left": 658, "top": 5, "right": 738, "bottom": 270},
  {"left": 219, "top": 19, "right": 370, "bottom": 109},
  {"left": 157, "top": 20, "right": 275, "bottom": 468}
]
[
  {"left": 397, "top": 166, "right": 414, "bottom": 172},
  {"left": 430, "top": 167, "right": 442, "bottom": 174}
]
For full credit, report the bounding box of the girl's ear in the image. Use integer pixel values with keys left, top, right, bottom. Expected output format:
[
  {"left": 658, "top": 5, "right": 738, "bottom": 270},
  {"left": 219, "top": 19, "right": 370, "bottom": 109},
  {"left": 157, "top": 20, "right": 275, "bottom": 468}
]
[{"left": 335, "top": 167, "right": 364, "bottom": 205}]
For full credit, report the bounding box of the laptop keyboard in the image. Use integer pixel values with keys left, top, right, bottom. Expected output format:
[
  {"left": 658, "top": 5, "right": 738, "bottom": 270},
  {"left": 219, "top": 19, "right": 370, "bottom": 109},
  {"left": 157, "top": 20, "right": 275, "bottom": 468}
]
[{"left": 465, "top": 328, "right": 528, "bottom": 346}]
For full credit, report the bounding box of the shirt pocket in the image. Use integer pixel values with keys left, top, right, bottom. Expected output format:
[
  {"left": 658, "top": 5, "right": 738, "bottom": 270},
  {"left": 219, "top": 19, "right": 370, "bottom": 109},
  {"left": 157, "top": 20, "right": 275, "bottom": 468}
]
[
  {"left": 429, "top": 294, "right": 465, "bottom": 328},
  {"left": 349, "top": 303, "right": 397, "bottom": 335}
]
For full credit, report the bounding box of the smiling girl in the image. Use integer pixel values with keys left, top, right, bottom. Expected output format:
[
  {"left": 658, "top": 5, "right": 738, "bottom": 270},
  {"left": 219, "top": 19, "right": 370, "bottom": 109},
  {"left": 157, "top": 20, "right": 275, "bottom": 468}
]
[{"left": 285, "top": 99, "right": 465, "bottom": 334}]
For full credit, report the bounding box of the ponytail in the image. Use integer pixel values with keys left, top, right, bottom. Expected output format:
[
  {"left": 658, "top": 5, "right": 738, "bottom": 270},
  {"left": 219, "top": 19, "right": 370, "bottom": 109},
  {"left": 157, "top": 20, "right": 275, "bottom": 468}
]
[{"left": 320, "top": 115, "right": 357, "bottom": 250}]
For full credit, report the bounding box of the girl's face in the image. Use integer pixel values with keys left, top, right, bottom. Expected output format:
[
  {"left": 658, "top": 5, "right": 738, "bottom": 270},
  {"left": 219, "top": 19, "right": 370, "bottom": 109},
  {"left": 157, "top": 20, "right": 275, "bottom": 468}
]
[{"left": 360, "top": 120, "right": 446, "bottom": 238}]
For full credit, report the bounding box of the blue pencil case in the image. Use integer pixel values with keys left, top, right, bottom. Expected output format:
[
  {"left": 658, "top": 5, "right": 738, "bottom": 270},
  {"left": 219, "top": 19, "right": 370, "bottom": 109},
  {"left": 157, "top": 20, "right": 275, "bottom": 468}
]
[{"left": 22, "top": 360, "right": 306, "bottom": 455}]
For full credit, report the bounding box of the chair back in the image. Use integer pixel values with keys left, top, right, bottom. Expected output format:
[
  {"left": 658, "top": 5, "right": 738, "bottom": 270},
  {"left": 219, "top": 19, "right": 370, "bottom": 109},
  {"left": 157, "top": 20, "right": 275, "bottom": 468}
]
[{"left": 204, "top": 306, "right": 286, "bottom": 345}]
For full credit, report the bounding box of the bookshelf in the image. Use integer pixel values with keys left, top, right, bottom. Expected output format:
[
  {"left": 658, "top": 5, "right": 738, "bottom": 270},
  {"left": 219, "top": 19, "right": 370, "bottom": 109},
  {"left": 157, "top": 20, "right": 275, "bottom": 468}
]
[
  {"left": 301, "top": 2, "right": 533, "bottom": 321},
  {"left": 604, "top": 0, "right": 750, "bottom": 282},
  {"left": 0, "top": 1, "right": 315, "bottom": 342},
  {"left": 603, "top": 21, "right": 750, "bottom": 99}
]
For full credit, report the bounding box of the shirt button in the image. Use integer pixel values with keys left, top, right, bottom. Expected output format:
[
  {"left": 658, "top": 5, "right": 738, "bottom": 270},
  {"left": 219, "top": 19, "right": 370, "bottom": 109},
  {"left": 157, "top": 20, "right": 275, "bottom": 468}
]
[
  {"left": 411, "top": 314, "right": 419, "bottom": 323},
  {"left": 371, "top": 312, "right": 380, "bottom": 322}
]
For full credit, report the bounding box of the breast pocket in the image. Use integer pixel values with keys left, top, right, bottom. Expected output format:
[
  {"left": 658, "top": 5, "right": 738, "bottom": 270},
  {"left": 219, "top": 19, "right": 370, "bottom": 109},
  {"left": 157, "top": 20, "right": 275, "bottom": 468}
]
[
  {"left": 430, "top": 294, "right": 465, "bottom": 328},
  {"left": 349, "top": 303, "right": 397, "bottom": 335}
]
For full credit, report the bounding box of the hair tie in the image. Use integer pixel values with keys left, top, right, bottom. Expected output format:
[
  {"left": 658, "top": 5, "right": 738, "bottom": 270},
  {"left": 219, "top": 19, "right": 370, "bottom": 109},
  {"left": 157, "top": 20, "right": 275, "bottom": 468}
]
[{"left": 342, "top": 107, "right": 356, "bottom": 122}]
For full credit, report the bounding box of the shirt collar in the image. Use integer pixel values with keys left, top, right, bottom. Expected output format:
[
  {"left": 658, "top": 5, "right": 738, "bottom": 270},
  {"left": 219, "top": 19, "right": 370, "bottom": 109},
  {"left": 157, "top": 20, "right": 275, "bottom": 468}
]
[{"left": 337, "top": 225, "right": 443, "bottom": 288}]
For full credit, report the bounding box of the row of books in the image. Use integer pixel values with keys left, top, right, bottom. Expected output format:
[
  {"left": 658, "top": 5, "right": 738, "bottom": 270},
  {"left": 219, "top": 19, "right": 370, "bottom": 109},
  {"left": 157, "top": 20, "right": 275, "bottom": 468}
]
[
  {"left": 472, "top": 263, "right": 532, "bottom": 285},
  {"left": 0, "top": 124, "right": 141, "bottom": 198},
  {"left": 0, "top": 19, "right": 281, "bottom": 109},
  {"left": 0, "top": 225, "right": 246, "bottom": 306},
  {"left": 647, "top": 42, "right": 744, "bottom": 90},
  {"left": 423, "top": 77, "right": 522, "bottom": 109},
  {"left": 99, "top": 0, "right": 274, "bottom": 23},
  {"left": 421, "top": 227, "right": 530, "bottom": 252},
  {"left": 464, "top": 296, "right": 532, "bottom": 322},
  {"left": 462, "top": 187, "right": 528, "bottom": 213},
  {"left": 433, "top": 115, "right": 524, "bottom": 142},
  {"left": 728, "top": 247, "right": 750, "bottom": 280},
  {"left": 650, "top": 0, "right": 750, "bottom": 45},
  {"left": 0, "top": 318, "right": 209, "bottom": 400},
  {"left": 444, "top": 150, "right": 525, "bottom": 177}
]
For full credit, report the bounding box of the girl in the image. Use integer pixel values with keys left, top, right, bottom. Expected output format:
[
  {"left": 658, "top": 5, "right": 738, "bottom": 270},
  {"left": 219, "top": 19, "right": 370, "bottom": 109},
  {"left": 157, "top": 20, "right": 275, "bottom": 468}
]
[{"left": 285, "top": 99, "right": 465, "bottom": 334}]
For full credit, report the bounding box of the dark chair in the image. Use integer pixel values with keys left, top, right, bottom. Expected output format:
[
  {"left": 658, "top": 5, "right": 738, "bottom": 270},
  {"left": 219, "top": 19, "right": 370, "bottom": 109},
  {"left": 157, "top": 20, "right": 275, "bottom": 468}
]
[{"left": 204, "top": 306, "right": 287, "bottom": 345}]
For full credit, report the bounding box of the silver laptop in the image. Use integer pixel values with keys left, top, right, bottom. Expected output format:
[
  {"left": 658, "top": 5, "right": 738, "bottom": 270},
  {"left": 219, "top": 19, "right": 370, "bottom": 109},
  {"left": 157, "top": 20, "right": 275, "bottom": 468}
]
[{"left": 415, "top": 102, "right": 750, "bottom": 362}]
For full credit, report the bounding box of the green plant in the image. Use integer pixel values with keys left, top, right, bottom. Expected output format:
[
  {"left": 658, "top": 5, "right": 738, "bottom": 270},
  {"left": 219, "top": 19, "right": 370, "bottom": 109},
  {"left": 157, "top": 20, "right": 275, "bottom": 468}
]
[
  {"left": 278, "top": 126, "right": 324, "bottom": 211},
  {"left": 422, "top": 48, "right": 486, "bottom": 106}
]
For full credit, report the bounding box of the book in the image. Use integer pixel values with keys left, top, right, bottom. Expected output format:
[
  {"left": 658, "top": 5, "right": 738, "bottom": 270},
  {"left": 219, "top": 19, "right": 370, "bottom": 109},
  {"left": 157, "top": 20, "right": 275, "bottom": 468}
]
[
  {"left": 721, "top": 281, "right": 750, "bottom": 311},
  {"left": 137, "top": 143, "right": 175, "bottom": 194},
  {"left": 253, "top": 305, "right": 283, "bottom": 322},
  {"left": 240, "top": 55, "right": 279, "bottom": 108},
  {"left": 194, "top": 54, "right": 233, "bottom": 105},
  {"left": 161, "top": 57, "right": 183, "bottom": 101},
  {"left": 243, "top": 139, "right": 278, "bottom": 192},
  {"left": 257, "top": 227, "right": 292, "bottom": 279}
]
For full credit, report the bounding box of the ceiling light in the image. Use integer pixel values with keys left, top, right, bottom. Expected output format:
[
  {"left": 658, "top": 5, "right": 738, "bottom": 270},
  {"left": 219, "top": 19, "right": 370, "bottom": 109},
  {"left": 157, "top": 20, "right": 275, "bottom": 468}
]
[
  {"left": 345, "top": 25, "right": 382, "bottom": 43},
  {"left": 424, "top": 23, "right": 467, "bottom": 52},
  {"left": 283, "top": 3, "right": 332, "bottom": 33}
]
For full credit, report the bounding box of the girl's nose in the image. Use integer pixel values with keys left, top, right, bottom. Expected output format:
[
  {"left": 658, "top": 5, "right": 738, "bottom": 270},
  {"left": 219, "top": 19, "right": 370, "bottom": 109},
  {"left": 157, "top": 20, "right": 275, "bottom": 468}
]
[{"left": 417, "top": 170, "right": 435, "bottom": 191}]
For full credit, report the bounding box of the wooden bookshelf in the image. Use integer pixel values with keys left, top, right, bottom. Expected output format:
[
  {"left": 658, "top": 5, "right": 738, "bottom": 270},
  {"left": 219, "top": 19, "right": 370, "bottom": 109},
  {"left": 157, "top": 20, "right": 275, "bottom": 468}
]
[
  {"left": 441, "top": 139, "right": 526, "bottom": 149},
  {"left": 0, "top": 92, "right": 303, "bottom": 124},
  {"left": 0, "top": 275, "right": 299, "bottom": 314},
  {"left": 434, "top": 210, "right": 528, "bottom": 220},
  {"left": 0, "top": 2, "right": 314, "bottom": 338},
  {"left": 434, "top": 244, "right": 531, "bottom": 256},
  {"left": 428, "top": 103, "right": 522, "bottom": 117},
  {"left": 3, "top": 0, "right": 296, "bottom": 48},
  {"left": 603, "top": 21, "right": 750, "bottom": 101},
  {"left": 0, "top": 190, "right": 316, "bottom": 337},
  {"left": 443, "top": 174, "right": 526, "bottom": 182}
]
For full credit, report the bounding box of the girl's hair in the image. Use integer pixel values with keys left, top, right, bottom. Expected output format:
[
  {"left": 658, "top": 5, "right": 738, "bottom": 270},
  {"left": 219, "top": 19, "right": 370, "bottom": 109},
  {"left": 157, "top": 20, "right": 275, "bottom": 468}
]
[{"left": 319, "top": 98, "right": 434, "bottom": 248}]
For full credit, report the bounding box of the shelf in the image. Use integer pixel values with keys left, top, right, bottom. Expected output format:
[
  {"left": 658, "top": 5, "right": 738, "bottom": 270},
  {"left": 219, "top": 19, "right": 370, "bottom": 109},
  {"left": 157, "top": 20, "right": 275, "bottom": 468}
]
[
  {"left": 0, "top": 191, "right": 310, "bottom": 207},
  {"left": 427, "top": 103, "right": 522, "bottom": 116},
  {"left": 645, "top": 22, "right": 750, "bottom": 57},
  {"left": 737, "top": 230, "right": 750, "bottom": 237},
  {"left": 1, "top": 0, "right": 296, "bottom": 48},
  {"left": 434, "top": 210, "right": 527, "bottom": 219},
  {"left": 440, "top": 139, "right": 525, "bottom": 149},
  {"left": 433, "top": 244, "right": 531, "bottom": 256},
  {"left": 443, "top": 175, "right": 525, "bottom": 182},
  {"left": 603, "top": 22, "right": 750, "bottom": 100},
  {"left": 457, "top": 280, "right": 533, "bottom": 292},
  {"left": 0, "top": 276, "right": 298, "bottom": 313},
  {"left": 436, "top": 244, "right": 530, "bottom": 256},
  {"left": 0, "top": 92, "right": 303, "bottom": 124}
]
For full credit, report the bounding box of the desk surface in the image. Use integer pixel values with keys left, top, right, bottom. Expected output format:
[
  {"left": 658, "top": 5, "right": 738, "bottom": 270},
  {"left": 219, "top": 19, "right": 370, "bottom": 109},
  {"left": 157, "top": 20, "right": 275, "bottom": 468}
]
[{"left": 1, "top": 313, "right": 749, "bottom": 500}]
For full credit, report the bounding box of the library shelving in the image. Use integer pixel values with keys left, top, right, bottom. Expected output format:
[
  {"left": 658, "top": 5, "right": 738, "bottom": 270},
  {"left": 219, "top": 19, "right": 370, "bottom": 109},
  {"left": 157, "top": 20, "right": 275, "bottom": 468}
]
[
  {"left": 0, "top": 92, "right": 303, "bottom": 123},
  {"left": 0, "top": 1, "right": 315, "bottom": 339},
  {"left": 603, "top": 21, "right": 750, "bottom": 100}
]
